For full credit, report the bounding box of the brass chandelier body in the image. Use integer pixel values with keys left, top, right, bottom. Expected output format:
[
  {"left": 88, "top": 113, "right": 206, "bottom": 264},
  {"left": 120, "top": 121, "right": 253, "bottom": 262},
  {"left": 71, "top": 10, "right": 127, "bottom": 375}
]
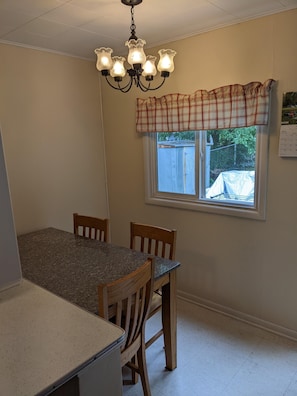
[{"left": 95, "top": 0, "right": 176, "bottom": 93}]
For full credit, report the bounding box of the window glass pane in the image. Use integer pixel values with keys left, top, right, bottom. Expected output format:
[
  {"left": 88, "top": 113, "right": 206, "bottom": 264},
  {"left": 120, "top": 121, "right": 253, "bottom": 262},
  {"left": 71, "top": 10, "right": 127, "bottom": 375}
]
[
  {"left": 157, "top": 132, "right": 196, "bottom": 194},
  {"left": 203, "top": 127, "right": 256, "bottom": 204}
]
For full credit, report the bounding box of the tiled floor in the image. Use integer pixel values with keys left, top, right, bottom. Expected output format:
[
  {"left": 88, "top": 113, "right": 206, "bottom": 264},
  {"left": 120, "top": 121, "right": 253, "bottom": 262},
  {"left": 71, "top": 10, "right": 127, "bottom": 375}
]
[{"left": 123, "top": 298, "right": 297, "bottom": 396}]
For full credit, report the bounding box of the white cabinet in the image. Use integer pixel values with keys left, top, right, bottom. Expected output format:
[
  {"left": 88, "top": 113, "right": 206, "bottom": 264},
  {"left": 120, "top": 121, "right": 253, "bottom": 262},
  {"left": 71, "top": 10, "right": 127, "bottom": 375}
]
[{"left": 78, "top": 347, "right": 122, "bottom": 396}]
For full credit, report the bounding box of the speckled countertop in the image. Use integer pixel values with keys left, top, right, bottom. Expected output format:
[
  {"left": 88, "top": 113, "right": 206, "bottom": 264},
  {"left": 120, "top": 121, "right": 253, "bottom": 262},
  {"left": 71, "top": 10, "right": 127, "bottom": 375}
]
[
  {"left": 18, "top": 227, "right": 180, "bottom": 315},
  {"left": 0, "top": 279, "right": 124, "bottom": 396}
]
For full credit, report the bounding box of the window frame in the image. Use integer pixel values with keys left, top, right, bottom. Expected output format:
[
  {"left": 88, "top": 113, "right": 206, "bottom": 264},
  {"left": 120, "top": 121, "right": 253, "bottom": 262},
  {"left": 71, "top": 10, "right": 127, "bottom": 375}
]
[{"left": 143, "top": 126, "right": 269, "bottom": 220}]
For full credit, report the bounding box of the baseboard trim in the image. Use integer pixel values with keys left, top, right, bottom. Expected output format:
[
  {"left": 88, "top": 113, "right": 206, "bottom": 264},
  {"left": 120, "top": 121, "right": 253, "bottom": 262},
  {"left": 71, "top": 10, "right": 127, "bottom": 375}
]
[{"left": 177, "top": 290, "right": 297, "bottom": 342}]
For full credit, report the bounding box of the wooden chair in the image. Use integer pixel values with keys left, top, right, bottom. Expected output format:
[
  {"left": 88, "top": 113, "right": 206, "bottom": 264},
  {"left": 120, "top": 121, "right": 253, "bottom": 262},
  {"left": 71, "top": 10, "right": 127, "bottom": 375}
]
[
  {"left": 98, "top": 258, "right": 154, "bottom": 396},
  {"left": 130, "top": 222, "right": 177, "bottom": 349},
  {"left": 73, "top": 213, "right": 109, "bottom": 242}
]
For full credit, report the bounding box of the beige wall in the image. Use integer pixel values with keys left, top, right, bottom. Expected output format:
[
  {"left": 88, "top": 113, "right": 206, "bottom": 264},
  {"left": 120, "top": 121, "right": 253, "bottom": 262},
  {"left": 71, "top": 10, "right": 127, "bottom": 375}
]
[
  {"left": 1, "top": 10, "right": 296, "bottom": 336},
  {"left": 0, "top": 44, "right": 108, "bottom": 234},
  {"left": 101, "top": 10, "right": 297, "bottom": 335}
]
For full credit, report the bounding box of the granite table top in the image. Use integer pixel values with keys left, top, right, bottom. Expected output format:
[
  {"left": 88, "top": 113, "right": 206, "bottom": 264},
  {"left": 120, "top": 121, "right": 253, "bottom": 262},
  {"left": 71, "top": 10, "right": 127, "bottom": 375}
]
[{"left": 18, "top": 227, "right": 180, "bottom": 315}]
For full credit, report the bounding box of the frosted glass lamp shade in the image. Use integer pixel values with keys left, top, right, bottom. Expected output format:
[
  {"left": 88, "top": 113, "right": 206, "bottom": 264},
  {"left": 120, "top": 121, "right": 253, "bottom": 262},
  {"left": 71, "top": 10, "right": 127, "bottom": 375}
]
[
  {"left": 95, "top": 48, "right": 113, "bottom": 71},
  {"left": 126, "top": 38, "right": 146, "bottom": 66},
  {"left": 157, "top": 49, "right": 177, "bottom": 73},
  {"left": 142, "top": 55, "right": 157, "bottom": 77},
  {"left": 110, "top": 56, "right": 126, "bottom": 78}
]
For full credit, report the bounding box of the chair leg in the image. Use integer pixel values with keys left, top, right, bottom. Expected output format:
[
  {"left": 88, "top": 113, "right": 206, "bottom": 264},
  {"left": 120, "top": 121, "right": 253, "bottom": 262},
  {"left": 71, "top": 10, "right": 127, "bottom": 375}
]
[
  {"left": 131, "top": 356, "right": 139, "bottom": 384},
  {"left": 137, "top": 344, "right": 151, "bottom": 396},
  {"left": 123, "top": 358, "right": 139, "bottom": 385}
]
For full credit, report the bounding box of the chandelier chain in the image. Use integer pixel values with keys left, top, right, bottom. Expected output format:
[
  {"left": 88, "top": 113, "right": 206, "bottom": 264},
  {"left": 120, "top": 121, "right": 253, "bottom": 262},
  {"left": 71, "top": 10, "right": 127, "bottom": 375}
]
[{"left": 130, "top": 6, "right": 136, "bottom": 38}]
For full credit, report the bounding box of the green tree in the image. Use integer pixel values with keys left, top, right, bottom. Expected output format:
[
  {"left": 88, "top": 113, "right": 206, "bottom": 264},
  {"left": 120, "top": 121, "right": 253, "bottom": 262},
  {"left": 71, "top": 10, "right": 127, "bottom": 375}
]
[
  {"left": 208, "top": 127, "right": 256, "bottom": 155},
  {"left": 208, "top": 127, "right": 256, "bottom": 181}
]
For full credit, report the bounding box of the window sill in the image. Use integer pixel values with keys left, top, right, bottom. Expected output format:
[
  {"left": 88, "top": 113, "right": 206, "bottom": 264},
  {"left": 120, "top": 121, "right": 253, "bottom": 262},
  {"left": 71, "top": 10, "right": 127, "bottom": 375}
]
[{"left": 145, "top": 195, "right": 266, "bottom": 220}]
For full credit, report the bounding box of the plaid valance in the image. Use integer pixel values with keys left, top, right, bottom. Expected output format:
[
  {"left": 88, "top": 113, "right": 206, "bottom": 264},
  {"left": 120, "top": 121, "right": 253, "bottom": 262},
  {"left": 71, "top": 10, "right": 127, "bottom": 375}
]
[{"left": 136, "top": 79, "right": 275, "bottom": 133}]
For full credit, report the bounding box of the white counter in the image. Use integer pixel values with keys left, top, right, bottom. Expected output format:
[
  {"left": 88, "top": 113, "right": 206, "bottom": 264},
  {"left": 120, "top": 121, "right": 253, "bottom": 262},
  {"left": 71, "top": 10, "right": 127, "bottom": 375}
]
[{"left": 0, "top": 279, "right": 124, "bottom": 396}]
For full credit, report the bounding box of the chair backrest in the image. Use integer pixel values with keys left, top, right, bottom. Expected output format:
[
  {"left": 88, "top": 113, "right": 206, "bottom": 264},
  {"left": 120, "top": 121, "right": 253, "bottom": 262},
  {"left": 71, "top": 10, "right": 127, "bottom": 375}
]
[
  {"left": 98, "top": 258, "right": 154, "bottom": 365},
  {"left": 130, "top": 222, "right": 177, "bottom": 260},
  {"left": 73, "top": 213, "right": 109, "bottom": 242}
]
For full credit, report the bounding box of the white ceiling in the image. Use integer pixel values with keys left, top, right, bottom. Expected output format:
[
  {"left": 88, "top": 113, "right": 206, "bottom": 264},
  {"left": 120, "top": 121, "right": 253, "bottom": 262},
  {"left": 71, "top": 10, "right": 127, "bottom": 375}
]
[{"left": 0, "top": 0, "right": 296, "bottom": 60}]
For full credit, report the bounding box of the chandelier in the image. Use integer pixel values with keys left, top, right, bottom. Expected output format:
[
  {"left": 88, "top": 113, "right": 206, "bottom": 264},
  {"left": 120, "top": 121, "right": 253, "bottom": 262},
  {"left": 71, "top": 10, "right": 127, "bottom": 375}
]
[{"left": 94, "top": 0, "right": 176, "bottom": 93}]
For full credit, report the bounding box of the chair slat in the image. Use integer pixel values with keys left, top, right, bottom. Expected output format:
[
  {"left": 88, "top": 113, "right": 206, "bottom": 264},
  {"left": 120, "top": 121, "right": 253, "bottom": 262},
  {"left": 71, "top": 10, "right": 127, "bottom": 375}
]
[{"left": 73, "top": 213, "right": 109, "bottom": 242}]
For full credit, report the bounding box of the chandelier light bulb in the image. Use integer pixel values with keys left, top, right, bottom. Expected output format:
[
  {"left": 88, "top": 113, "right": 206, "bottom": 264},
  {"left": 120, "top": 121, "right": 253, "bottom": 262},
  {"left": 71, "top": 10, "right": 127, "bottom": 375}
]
[
  {"left": 126, "top": 38, "right": 146, "bottom": 67},
  {"left": 110, "top": 57, "right": 126, "bottom": 78},
  {"left": 94, "top": 47, "right": 113, "bottom": 71},
  {"left": 142, "top": 55, "right": 157, "bottom": 77},
  {"left": 157, "top": 49, "right": 177, "bottom": 73}
]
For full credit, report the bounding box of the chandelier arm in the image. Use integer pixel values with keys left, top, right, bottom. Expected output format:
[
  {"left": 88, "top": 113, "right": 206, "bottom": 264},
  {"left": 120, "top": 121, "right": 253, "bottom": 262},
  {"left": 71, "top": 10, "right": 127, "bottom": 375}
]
[
  {"left": 138, "top": 77, "right": 167, "bottom": 92},
  {"left": 137, "top": 80, "right": 151, "bottom": 92},
  {"left": 116, "top": 77, "right": 133, "bottom": 91},
  {"left": 118, "top": 78, "right": 134, "bottom": 93},
  {"left": 104, "top": 75, "right": 167, "bottom": 93},
  {"left": 104, "top": 76, "right": 133, "bottom": 92}
]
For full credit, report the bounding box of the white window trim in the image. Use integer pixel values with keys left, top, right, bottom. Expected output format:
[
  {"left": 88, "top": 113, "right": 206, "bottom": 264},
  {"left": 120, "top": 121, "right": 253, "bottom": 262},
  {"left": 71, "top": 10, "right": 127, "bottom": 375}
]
[{"left": 143, "top": 126, "right": 269, "bottom": 220}]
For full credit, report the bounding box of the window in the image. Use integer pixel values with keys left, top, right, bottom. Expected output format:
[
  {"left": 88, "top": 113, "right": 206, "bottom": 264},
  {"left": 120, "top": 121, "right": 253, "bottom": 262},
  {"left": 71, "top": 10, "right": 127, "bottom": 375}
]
[
  {"left": 137, "top": 80, "right": 274, "bottom": 219},
  {"left": 143, "top": 126, "right": 269, "bottom": 219}
]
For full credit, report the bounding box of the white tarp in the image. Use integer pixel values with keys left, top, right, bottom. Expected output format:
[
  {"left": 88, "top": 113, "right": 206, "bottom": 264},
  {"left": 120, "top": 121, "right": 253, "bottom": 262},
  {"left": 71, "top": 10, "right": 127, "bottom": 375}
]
[{"left": 206, "top": 170, "right": 255, "bottom": 201}]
